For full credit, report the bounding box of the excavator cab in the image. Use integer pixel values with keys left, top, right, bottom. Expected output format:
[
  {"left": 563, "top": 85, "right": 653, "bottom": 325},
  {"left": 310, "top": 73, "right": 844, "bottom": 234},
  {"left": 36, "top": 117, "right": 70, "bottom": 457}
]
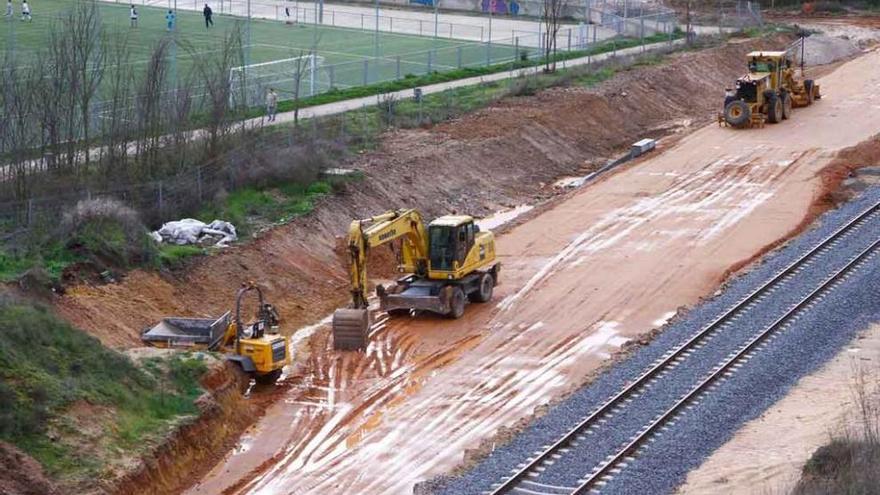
[{"left": 427, "top": 218, "right": 476, "bottom": 272}]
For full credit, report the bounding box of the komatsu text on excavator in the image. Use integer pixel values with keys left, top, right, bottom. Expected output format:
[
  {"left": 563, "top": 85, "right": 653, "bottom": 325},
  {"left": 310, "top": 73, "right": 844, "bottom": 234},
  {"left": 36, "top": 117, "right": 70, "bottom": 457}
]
[{"left": 332, "top": 209, "right": 500, "bottom": 350}]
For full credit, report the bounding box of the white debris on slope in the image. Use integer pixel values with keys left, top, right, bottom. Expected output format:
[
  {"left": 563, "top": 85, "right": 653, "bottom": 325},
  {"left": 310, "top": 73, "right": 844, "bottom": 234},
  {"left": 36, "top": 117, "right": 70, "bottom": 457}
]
[
  {"left": 800, "top": 34, "right": 861, "bottom": 66},
  {"left": 152, "top": 218, "right": 238, "bottom": 247}
]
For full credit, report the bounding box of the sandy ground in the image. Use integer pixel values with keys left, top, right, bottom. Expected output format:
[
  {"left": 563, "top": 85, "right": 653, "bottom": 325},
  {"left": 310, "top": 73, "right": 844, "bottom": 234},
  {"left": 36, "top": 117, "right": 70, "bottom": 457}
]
[
  {"left": 678, "top": 323, "right": 880, "bottom": 495},
  {"left": 186, "top": 48, "right": 880, "bottom": 495}
]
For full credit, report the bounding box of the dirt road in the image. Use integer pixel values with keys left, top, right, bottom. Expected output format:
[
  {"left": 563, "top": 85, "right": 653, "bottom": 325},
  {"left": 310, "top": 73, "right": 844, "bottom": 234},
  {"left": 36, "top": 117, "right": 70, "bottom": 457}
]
[{"left": 185, "top": 47, "right": 880, "bottom": 495}]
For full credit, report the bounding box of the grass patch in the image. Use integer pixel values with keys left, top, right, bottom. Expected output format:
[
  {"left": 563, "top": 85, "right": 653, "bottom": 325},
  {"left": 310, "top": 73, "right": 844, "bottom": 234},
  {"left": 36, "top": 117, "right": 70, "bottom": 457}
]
[
  {"left": 0, "top": 301, "right": 208, "bottom": 479},
  {"left": 199, "top": 179, "right": 337, "bottom": 235},
  {"left": 0, "top": 243, "right": 82, "bottom": 283},
  {"left": 157, "top": 244, "right": 206, "bottom": 269}
]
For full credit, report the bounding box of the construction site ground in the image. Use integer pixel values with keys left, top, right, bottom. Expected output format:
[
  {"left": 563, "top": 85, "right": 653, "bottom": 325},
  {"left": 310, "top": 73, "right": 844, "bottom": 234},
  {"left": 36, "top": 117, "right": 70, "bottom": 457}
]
[
  {"left": 677, "top": 322, "right": 880, "bottom": 495},
  {"left": 48, "top": 26, "right": 880, "bottom": 495}
]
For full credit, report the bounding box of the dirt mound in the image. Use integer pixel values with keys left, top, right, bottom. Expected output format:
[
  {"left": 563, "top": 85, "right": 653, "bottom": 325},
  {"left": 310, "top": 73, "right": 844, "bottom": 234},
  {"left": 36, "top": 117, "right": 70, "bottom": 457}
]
[
  {"left": 0, "top": 442, "right": 59, "bottom": 495},
  {"left": 108, "top": 362, "right": 256, "bottom": 495},
  {"left": 53, "top": 35, "right": 794, "bottom": 350}
]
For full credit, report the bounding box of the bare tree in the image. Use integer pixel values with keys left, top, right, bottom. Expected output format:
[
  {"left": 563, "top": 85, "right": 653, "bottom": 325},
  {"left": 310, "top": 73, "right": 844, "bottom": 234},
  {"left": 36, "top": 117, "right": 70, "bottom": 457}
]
[
  {"left": 68, "top": 2, "right": 107, "bottom": 169},
  {"left": 542, "top": 0, "right": 566, "bottom": 73},
  {"left": 194, "top": 23, "right": 244, "bottom": 158}
]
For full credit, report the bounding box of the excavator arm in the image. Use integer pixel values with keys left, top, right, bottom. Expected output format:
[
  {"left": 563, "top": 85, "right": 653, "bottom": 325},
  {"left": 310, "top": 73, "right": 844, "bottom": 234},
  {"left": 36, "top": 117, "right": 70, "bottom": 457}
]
[
  {"left": 345, "top": 209, "right": 430, "bottom": 309},
  {"left": 334, "top": 209, "right": 432, "bottom": 351}
]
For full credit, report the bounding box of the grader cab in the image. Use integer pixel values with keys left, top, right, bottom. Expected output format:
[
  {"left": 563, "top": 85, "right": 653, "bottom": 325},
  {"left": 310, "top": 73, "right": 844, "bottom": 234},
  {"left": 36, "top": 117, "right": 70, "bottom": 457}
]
[{"left": 721, "top": 49, "right": 821, "bottom": 128}]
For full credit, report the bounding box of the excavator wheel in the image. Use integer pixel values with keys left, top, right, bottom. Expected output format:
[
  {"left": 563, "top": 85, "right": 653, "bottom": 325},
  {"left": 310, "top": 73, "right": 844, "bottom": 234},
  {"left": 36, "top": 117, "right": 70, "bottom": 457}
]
[
  {"left": 448, "top": 287, "right": 466, "bottom": 319},
  {"left": 469, "top": 273, "right": 494, "bottom": 303},
  {"left": 255, "top": 369, "right": 283, "bottom": 385},
  {"left": 332, "top": 308, "right": 370, "bottom": 351}
]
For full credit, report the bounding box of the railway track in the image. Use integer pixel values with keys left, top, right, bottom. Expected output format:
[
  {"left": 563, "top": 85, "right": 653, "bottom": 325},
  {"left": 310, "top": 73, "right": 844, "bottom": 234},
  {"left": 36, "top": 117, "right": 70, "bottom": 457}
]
[{"left": 487, "top": 200, "right": 880, "bottom": 495}]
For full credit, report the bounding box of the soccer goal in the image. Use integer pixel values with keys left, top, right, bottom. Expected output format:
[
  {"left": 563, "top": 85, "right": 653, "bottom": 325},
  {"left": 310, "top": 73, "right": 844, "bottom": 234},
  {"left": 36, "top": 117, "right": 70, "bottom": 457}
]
[{"left": 228, "top": 54, "right": 330, "bottom": 107}]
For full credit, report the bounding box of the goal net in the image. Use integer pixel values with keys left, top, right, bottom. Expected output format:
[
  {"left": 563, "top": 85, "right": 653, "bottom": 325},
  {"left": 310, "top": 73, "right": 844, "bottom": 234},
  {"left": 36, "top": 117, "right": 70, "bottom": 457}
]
[{"left": 228, "top": 54, "right": 330, "bottom": 107}]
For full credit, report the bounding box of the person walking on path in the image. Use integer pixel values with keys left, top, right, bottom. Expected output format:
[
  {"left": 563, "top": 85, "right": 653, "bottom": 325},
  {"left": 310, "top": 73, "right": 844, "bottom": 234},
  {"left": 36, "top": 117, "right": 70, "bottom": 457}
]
[
  {"left": 4, "top": 0, "right": 13, "bottom": 18},
  {"left": 20, "top": 0, "right": 31, "bottom": 21},
  {"left": 165, "top": 9, "right": 175, "bottom": 31},
  {"left": 130, "top": 5, "right": 138, "bottom": 27},
  {"left": 203, "top": 4, "right": 213, "bottom": 28},
  {"left": 266, "top": 88, "right": 278, "bottom": 122}
]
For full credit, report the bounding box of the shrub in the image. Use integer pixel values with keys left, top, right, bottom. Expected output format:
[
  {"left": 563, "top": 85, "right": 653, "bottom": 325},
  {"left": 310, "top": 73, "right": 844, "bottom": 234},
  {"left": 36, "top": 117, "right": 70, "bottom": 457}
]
[{"left": 61, "top": 198, "right": 157, "bottom": 268}]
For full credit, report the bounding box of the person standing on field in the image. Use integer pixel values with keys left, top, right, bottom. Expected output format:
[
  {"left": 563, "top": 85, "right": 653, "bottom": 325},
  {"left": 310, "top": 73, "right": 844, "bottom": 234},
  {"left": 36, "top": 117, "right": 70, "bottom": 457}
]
[
  {"left": 266, "top": 88, "right": 278, "bottom": 122},
  {"left": 130, "top": 5, "right": 138, "bottom": 27},
  {"left": 4, "top": 0, "right": 13, "bottom": 18},
  {"left": 20, "top": 0, "right": 30, "bottom": 21},
  {"left": 203, "top": 3, "right": 213, "bottom": 28},
  {"left": 165, "top": 9, "right": 175, "bottom": 31}
]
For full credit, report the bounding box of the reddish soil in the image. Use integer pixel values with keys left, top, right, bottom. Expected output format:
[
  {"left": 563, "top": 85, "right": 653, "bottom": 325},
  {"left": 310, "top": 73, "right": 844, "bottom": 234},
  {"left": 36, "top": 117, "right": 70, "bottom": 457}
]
[
  {"left": 54, "top": 36, "right": 788, "bottom": 351},
  {"left": 52, "top": 33, "right": 880, "bottom": 495},
  {"left": 0, "top": 442, "right": 59, "bottom": 495},
  {"left": 107, "top": 362, "right": 256, "bottom": 495},
  {"left": 190, "top": 47, "right": 880, "bottom": 494}
]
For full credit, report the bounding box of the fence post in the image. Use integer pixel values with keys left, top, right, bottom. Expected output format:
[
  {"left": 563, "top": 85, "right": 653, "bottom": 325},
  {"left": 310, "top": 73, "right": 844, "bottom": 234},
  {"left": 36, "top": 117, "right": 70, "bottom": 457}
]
[
  {"left": 449, "top": 23, "right": 452, "bottom": 38},
  {"left": 158, "top": 182, "right": 164, "bottom": 214},
  {"left": 196, "top": 168, "right": 203, "bottom": 202},
  {"left": 396, "top": 56, "right": 401, "bottom": 79},
  {"left": 640, "top": 17, "right": 645, "bottom": 52},
  {"left": 457, "top": 46, "right": 462, "bottom": 68},
  {"left": 26, "top": 199, "right": 33, "bottom": 227},
  {"left": 332, "top": 10, "right": 335, "bottom": 26},
  {"left": 568, "top": 28, "right": 572, "bottom": 52},
  {"left": 427, "top": 50, "right": 433, "bottom": 72},
  {"left": 361, "top": 13, "right": 364, "bottom": 29},
  {"left": 390, "top": 17, "right": 393, "bottom": 32},
  {"left": 514, "top": 36, "right": 519, "bottom": 63},
  {"left": 420, "top": 19, "right": 423, "bottom": 36},
  {"left": 363, "top": 59, "right": 369, "bottom": 85},
  {"left": 329, "top": 65, "right": 335, "bottom": 88}
]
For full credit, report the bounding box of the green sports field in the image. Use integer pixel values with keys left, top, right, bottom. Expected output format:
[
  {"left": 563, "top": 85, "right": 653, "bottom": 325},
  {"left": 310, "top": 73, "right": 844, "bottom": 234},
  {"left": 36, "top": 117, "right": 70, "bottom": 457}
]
[{"left": 1, "top": 0, "right": 517, "bottom": 99}]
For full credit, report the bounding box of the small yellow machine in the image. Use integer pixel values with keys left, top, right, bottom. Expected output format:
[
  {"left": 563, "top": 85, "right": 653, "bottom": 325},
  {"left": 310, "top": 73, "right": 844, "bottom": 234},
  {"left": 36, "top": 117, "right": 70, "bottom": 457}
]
[
  {"left": 142, "top": 283, "right": 290, "bottom": 383},
  {"left": 721, "top": 48, "right": 821, "bottom": 128},
  {"left": 332, "top": 209, "right": 500, "bottom": 350}
]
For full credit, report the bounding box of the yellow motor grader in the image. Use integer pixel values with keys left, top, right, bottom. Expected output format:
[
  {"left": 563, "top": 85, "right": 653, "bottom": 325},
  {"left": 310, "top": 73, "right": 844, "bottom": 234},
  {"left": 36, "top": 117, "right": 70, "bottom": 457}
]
[
  {"left": 332, "top": 209, "right": 500, "bottom": 350},
  {"left": 721, "top": 49, "right": 821, "bottom": 128}
]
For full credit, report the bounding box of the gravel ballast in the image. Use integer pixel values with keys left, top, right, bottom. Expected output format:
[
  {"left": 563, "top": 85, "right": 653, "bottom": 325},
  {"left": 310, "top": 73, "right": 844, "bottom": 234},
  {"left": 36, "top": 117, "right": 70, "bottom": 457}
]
[{"left": 437, "top": 186, "right": 880, "bottom": 495}]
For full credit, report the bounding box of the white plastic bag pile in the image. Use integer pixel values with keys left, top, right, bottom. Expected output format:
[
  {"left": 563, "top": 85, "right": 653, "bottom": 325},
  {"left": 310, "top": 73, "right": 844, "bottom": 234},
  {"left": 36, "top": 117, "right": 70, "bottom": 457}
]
[{"left": 151, "top": 219, "right": 238, "bottom": 247}]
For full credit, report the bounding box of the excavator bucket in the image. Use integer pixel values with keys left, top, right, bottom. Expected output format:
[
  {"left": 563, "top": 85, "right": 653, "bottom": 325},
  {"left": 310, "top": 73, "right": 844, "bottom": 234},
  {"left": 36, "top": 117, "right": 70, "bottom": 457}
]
[{"left": 332, "top": 308, "right": 370, "bottom": 350}]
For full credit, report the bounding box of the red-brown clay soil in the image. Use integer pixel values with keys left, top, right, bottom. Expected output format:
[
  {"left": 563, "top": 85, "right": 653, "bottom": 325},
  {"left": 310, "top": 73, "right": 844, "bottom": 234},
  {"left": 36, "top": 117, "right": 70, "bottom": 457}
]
[
  {"left": 0, "top": 442, "right": 59, "bottom": 495},
  {"left": 180, "top": 49, "right": 880, "bottom": 494},
  {"left": 53, "top": 36, "right": 783, "bottom": 351},
  {"left": 52, "top": 34, "right": 880, "bottom": 495}
]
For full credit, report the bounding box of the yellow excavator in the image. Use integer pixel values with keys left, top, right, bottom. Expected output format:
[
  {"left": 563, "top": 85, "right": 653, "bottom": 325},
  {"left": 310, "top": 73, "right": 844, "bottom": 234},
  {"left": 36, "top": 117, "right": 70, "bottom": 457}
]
[
  {"left": 142, "top": 282, "right": 290, "bottom": 383},
  {"left": 332, "top": 209, "right": 500, "bottom": 350}
]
